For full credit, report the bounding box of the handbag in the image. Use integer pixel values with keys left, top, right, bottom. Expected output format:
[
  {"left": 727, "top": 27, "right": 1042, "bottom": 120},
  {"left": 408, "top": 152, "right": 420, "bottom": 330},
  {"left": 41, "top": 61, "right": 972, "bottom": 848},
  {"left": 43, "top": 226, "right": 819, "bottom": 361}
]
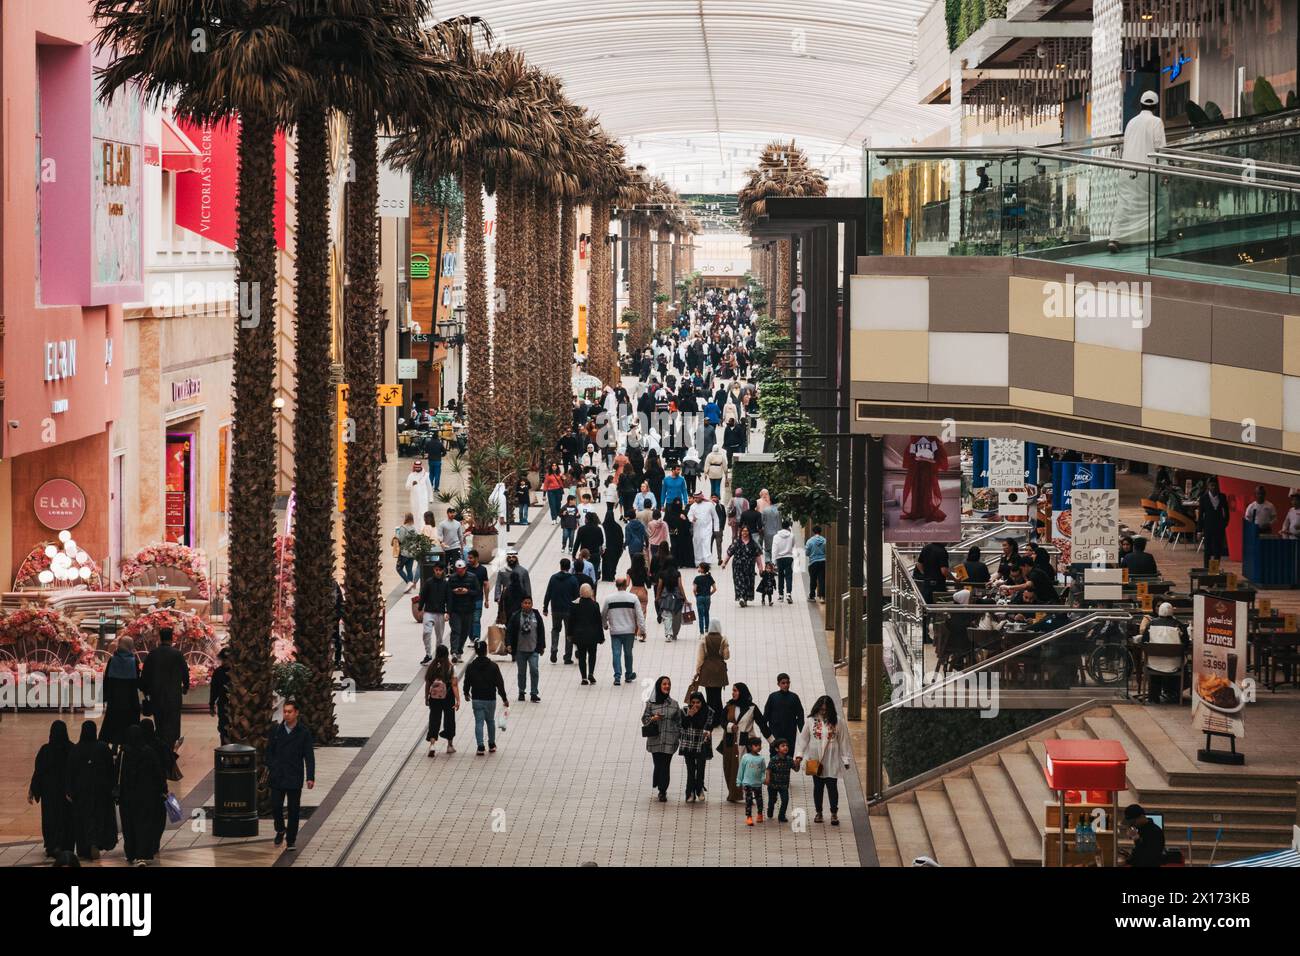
[
  {"left": 164, "top": 792, "right": 183, "bottom": 824},
  {"left": 686, "top": 670, "right": 701, "bottom": 700},
  {"left": 641, "top": 720, "right": 660, "bottom": 738},
  {"left": 682, "top": 602, "right": 696, "bottom": 625}
]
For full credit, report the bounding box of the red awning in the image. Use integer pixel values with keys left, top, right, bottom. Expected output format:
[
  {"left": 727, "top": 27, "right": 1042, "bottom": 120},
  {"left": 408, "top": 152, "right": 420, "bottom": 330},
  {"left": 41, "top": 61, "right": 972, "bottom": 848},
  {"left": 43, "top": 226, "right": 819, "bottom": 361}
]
[{"left": 161, "top": 115, "right": 202, "bottom": 173}]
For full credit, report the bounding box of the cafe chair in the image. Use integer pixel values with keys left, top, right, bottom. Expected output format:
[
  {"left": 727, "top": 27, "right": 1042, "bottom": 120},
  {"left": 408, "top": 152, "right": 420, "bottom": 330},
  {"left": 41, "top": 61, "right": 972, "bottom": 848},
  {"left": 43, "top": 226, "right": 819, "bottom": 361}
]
[
  {"left": 1139, "top": 498, "right": 1164, "bottom": 532},
  {"left": 1142, "top": 643, "right": 1186, "bottom": 703},
  {"left": 1263, "top": 632, "right": 1300, "bottom": 692},
  {"left": 1162, "top": 510, "right": 1197, "bottom": 550}
]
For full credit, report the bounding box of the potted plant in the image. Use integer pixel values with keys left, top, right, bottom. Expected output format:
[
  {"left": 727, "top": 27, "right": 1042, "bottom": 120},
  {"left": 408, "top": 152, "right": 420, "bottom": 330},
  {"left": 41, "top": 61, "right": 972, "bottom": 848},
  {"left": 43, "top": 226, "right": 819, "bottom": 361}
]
[{"left": 443, "top": 476, "right": 502, "bottom": 563}]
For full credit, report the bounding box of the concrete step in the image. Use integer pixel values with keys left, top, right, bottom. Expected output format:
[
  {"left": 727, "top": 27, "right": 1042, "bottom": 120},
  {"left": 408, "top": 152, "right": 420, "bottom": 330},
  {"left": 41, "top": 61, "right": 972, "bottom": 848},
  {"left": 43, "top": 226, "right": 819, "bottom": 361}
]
[
  {"left": 972, "top": 764, "right": 1042, "bottom": 866},
  {"left": 869, "top": 816, "right": 903, "bottom": 867},
  {"left": 886, "top": 799, "right": 935, "bottom": 865},
  {"left": 1136, "top": 802, "right": 1296, "bottom": 827},
  {"left": 915, "top": 790, "right": 975, "bottom": 868},
  {"left": 1108, "top": 704, "right": 1196, "bottom": 780},
  {"left": 999, "top": 750, "right": 1054, "bottom": 831},
  {"left": 1053, "top": 728, "right": 1094, "bottom": 740},
  {"left": 1153, "top": 820, "right": 1297, "bottom": 845},
  {"left": 1083, "top": 715, "right": 1168, "bottom": 792},
  {"left": 943, "top": 776, "right": 1011, "bottom": 867},
  {"left": 1130, "top": 783, "right": 1297, "bottom": 808}
]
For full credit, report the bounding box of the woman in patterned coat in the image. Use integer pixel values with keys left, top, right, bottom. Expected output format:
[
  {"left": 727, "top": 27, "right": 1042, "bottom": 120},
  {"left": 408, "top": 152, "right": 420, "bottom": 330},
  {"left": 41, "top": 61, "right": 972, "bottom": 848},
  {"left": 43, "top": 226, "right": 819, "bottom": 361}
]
[
  {"left": 722, "top": 525, "right": 764, "bottom": 606},
  {"left": 641, "top": 675, "right": 683, "bottom": 802}
]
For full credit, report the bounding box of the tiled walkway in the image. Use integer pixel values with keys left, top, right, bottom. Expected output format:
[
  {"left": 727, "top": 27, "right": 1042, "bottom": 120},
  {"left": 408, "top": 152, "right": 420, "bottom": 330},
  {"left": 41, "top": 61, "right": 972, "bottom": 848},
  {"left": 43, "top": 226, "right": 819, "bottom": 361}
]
[{"left": 294, "top": 490, "right": 865, "bottom": 867}]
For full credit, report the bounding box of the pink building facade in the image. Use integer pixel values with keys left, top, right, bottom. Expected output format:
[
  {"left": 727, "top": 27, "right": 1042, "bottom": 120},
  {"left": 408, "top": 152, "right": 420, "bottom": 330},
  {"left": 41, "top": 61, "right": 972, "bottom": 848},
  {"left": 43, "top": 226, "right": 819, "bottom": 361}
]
[{"left": 1, "top": 0, "right": 134, "bottom": 584}]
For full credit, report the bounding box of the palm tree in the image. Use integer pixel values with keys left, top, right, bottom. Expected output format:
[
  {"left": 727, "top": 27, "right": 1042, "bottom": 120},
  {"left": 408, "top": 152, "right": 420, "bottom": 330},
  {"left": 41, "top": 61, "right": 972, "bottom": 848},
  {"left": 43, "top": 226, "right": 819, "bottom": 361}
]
[
  {"left": 286, "top": 0, "right": 472, "bottom": 730},
  {"left": 338, "top": 0, "right": 446, "bottom": 690},
  {"left": 95, "top": 0, "right": 306, "bottom": 764},
  {"left": 737, "top": 140, "right": 827, "bottom": 332}
]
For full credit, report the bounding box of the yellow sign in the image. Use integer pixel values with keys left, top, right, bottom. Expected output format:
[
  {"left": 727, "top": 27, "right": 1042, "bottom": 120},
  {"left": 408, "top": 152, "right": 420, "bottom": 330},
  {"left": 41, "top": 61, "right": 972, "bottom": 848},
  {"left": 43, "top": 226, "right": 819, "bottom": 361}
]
[
  {"left": 1226, "top": 572, "right": 1238, "bottom": 589},
  {"left": 1209, "top": 558, "right": 1221, "bottom": 575},
  {"left": 1259, "top": 598, "right": 1271, "bottom": 616},
  {"left": 1286, "top": 613, "right": 1298, "bottom": 630},
  {"left": 378, "top": 384, "right": 403, "bottom": 407},
  {"left": 1136, "top": 581, "right": 1148, "bottom": 597},
  {"left": 1140, "top": 593, "right": 1153, "bottom": 612}
]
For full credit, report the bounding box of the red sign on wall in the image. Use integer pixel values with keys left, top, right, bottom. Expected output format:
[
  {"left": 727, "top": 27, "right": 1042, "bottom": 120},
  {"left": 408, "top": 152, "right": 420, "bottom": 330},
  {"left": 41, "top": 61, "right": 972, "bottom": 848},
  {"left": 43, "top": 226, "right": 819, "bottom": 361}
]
[
  {"left": 173, "top": 117, "right": 286, "bottom": 251},
  {"left": 34, "top": 479, "right": 87, "bottom": 532}
]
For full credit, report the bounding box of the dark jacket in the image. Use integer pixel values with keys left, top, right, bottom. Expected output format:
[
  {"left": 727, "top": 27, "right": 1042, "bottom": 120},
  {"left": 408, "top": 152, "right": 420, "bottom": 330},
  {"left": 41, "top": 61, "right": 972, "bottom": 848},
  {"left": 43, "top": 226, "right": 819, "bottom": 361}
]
[
  {"left": 762, "top": 689, "right": 805, "bottom": 745},
  {"left": 140, "top": 642, "right": 190, "bottom": 744},
  {"left": 1127, "top": 819, "right": 1166, "bottom": 867},
  {"left": 101, "top": 652, "right": 141, "bottom": 746},
  {"left": 574, "top": 522, "right": 604, "bottom": 558},
  {"left": 417, "top": 574, "right": 450, "bottom": 614},
  {"left": 265, "top": 720, "right": 316, "bottom": 791},
  {"left": 462, "top": 655, "right": 509, "bottom": 703},
  {"left": 448, "top": 570, "right": 480, "bottom": 614},
  {"left": 1121, "top": 550, "right": 1159, "bottom": 576},
  {"left": 506, "top": 609, "right": 546, "bottom": 657},
  {"left": 568, "top": 597, "right": 605, "bottom": 648},
  {"left": 543, "top": 571, "right": 578, "bottom": 615}
]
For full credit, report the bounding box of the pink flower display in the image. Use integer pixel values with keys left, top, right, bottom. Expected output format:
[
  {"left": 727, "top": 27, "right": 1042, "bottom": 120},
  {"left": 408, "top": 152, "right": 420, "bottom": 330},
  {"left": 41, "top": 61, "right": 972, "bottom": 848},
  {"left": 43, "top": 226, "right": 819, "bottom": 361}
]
[
  {"left": 119, "top": 543, "right": 212, "bottom": 599},
  {"left": 12, "top": 544, "right": 106, "bottom": 590}
]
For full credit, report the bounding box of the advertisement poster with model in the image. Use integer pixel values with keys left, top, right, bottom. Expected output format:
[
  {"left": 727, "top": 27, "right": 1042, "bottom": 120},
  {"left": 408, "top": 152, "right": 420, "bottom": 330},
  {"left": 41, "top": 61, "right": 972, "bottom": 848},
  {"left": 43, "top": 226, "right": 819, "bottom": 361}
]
[
  {"left": 883, "top": 435, "right": 960, "bottom": 544},
  {"left": 1191, "top": 594, "right": 1249, "bottom": 763}
]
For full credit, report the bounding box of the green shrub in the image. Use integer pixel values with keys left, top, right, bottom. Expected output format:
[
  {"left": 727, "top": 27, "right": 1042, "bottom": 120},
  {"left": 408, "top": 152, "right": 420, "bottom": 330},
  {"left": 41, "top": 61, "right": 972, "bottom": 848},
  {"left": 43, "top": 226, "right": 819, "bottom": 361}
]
[{"left": 881, "top": 705, "right": 1060, "bottom": 783}]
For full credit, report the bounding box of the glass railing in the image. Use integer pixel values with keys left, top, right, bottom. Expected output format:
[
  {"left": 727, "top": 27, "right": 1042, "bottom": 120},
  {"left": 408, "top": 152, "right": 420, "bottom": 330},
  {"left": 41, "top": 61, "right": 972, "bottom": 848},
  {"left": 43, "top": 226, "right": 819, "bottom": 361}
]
[{"left": 867, "top": 145, "right": 1300, "bottom": 294}]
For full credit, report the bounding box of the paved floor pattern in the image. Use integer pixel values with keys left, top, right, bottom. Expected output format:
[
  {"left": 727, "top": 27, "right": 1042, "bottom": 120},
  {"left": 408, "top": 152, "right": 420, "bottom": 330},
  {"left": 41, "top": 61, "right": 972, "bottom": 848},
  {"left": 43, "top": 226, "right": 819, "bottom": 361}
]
[{"left": 300, "top": 502, "right": 860, "bottom": 867}]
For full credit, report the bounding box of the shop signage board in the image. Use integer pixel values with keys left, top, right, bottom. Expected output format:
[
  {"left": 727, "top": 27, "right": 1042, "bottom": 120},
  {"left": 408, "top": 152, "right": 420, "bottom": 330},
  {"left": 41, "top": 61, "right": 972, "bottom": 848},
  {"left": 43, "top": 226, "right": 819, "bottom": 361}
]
[
  {"left": 34, "top": 478, "right": 87, "bottom": 531},
  {"left": 173, "top": 117, "right": 286, "bottom": 251},
  {"left": 397, "top": 359, "right": 418, "bottom": 380},
  {"left": 986, "top": 438, "right": 1025, "bottom": 488},
  {"left": 1071, "top": 489, "right": 1120, "bottom": 565},
  {"left": 1192, "top": 594, "right": 1248, "bottom": 752},
  {"left": 377, "top": 137, "right": 410, "bottom": 218}
]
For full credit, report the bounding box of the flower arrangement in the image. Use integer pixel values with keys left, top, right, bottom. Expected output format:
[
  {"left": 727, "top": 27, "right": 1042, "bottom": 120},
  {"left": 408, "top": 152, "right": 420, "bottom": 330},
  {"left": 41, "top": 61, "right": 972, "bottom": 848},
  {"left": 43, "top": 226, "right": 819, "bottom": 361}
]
[
  {"left": 13, "top": 542, "right": 105, "bottom": 590},
  {"left": 0, "top": 608, "right": 89, "bottom": 662},
  {"left": 121, "top": 607, "right": 217, "bottom": 655},
  {"left": 119, "top": 543, "right": 212, "bottom": 599}
]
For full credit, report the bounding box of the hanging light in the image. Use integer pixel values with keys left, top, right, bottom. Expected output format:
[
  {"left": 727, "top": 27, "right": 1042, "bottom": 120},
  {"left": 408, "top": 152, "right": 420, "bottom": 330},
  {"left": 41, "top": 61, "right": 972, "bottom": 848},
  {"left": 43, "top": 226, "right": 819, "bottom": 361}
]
[
  {"left": 38, "top": 570, "right": 54, "bottom": 585},
  {"left": 79, "top": 566, "right": 92, "bottom": 582},
  {"left": 58, "top": 530, "right": 71, "bottom": 543},
  {"left": 44, "top": 545, "right": 58, "bottom": 559}
]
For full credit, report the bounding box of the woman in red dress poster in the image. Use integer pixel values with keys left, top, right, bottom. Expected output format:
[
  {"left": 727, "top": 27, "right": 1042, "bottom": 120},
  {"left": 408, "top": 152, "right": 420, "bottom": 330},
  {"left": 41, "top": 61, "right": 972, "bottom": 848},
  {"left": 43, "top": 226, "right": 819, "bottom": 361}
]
[{"left": 900, "top": 435, "right": 948, "bottom": 523}]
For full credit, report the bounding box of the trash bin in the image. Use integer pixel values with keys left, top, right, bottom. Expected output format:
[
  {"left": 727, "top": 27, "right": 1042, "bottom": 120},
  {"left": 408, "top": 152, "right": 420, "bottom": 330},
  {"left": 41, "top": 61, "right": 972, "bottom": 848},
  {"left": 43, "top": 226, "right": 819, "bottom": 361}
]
[{"left": 213, "top": 744, "right": 259, "bottom": 837}]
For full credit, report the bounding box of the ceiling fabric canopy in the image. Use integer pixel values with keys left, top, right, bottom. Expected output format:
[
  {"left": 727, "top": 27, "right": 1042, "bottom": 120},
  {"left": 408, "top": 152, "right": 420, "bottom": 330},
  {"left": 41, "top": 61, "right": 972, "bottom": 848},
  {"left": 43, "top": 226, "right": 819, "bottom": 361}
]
[{"left": 428, "top": 0, "right": 945, "bottom": 190}]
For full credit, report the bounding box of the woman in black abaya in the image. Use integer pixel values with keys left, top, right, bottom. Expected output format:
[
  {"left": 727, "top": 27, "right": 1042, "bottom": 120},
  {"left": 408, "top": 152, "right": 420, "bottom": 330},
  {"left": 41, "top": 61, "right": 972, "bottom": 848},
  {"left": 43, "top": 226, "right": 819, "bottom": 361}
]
[
  {"left": 601, "top": 510, "right": 625, "bottom": 582},
  {"left": 66, "top": 720, "right": 116, "bottom": 859},
  {"left": 119, "top": 724, "right": 167, "bottom": 866},
  {"left": 28, "top": 720, "right": 74, "bottom": 857}
]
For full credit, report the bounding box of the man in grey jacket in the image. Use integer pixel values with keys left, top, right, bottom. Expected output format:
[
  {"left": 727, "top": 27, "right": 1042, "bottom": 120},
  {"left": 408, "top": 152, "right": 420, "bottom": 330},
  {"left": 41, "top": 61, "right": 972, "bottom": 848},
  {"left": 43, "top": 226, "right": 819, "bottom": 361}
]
[{"left": 601, "top": 576, "right": 645, "bottom": 686}]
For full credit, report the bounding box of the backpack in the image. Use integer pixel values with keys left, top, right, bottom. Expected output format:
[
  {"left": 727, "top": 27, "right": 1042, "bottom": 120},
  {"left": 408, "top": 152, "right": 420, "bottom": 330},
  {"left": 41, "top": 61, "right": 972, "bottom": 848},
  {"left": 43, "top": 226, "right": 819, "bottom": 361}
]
[{"left": 428, "top": 677, "right": 447, "bottom": 700}]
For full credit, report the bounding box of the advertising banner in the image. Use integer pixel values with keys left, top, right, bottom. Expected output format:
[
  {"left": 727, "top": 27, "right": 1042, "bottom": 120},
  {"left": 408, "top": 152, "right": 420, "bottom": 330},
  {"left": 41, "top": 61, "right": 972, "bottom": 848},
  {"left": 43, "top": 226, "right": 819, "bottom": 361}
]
[
  {"left": 883, "top": 435, "right": 961, "bottom": 543},
  {"left": 986, "top": 438, "right": 1026, "bottom": 488},
  {"left": 1070, "top": 489, "right": 1120, "bottom": 565},
  {"left": 1191, "top": 594, "right": 1248, "bottom": 740},
  {"left": 1050, "top": 461, "right": 1117, "bottom": 567},
  {"left": 174, "top": 118, "right": 286, "bottom": 251}
]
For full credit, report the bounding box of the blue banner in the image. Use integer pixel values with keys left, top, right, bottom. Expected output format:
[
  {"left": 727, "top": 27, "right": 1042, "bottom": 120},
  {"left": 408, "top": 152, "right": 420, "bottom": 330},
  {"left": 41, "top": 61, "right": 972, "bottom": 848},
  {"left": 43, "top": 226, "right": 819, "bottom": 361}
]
[
  {"left": 972, "top": 440, "right": 1041, "bottom": 487},
  {"left": 1051, "top": 460, "right": 1116, "bottom": 511}
]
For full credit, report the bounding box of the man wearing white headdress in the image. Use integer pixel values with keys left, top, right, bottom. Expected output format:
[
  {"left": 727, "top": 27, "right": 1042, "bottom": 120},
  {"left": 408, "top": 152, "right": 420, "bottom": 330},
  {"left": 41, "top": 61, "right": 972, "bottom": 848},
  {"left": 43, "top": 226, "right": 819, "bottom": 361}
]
[{"left": 1108, "top": 90, "right": 1166, "bottom": 252}]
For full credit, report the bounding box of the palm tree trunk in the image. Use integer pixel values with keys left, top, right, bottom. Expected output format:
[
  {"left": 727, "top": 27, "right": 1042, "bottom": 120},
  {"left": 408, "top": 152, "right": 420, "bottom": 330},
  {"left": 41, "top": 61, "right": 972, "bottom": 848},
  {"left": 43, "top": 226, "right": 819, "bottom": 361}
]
[
  {"left": 777, "top": 239, "right": 793, "bottom": 335},
  {"left": 492, "top": 171, "right": 519, "bottom": 446},
  {"left": 656, "top": 228, "right": 673, "bottom": 329},
  {"left": 585, "top": 199, "right": 609, "bottom": 383},
  {"left": 559, "top": 197, "right": 576, "bottom": 416},
  {"left": 290, "top": 105, "right": 338, "bottom": 742},
  {"left": 342, "top": 113, "right": 384, "bottom": 690},
  {"left": 461, "top": 159, "right": 489, "bottom": 456},
  {"left": 226, "top": 108, "right": 279, "bottom": 763}
]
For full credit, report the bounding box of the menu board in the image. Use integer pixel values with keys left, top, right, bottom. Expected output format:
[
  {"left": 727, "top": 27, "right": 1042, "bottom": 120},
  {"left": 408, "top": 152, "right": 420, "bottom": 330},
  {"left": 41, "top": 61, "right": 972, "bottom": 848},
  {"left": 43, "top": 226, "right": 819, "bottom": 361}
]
[{"left": 1191, "top": 594, "right": 1247, "bottom": 740}]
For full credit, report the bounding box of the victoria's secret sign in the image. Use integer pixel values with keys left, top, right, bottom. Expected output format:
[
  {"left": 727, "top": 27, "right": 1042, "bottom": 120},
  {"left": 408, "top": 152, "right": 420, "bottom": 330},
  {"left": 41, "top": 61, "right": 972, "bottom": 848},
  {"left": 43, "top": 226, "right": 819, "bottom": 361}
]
[{"left": 34, "top": 478, "right": 86, "bottom": 531}]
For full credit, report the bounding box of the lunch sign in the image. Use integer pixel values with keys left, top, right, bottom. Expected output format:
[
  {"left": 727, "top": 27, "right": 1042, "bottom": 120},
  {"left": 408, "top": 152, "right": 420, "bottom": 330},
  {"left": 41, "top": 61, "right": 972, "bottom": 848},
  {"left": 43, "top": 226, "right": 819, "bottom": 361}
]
[{"left": 1191, "top": 594, "right": 1249, "bottom": 750}]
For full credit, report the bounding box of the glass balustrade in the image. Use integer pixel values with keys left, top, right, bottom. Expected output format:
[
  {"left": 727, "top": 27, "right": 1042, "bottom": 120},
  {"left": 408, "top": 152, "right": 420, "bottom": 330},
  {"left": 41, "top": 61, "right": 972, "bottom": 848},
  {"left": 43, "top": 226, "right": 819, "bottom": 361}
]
[{"left": 868, "top": 147, "right": 1299, "bottom": 294}]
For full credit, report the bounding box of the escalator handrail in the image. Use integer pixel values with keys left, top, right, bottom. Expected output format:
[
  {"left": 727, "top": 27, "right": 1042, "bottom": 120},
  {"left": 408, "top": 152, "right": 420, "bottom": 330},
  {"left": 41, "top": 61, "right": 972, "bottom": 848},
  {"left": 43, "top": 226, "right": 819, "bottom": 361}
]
[{"left": 879, "top": 610, "right": 1133, "bottom": 713}]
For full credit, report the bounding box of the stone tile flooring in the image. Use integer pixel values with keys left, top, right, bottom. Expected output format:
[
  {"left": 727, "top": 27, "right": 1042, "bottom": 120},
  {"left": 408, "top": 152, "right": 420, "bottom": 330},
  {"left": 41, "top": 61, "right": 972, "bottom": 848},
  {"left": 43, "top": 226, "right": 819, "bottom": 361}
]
[{"left": 296, "top": 501, "right": 861, "bottom": 867}]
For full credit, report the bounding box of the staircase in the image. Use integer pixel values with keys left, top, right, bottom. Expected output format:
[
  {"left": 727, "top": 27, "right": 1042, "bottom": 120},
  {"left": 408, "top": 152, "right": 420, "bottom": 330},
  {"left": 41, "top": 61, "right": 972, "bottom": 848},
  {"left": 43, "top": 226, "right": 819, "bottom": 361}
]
[{"left": 871, "top": 704, "right": 1298, "bottom": 866}]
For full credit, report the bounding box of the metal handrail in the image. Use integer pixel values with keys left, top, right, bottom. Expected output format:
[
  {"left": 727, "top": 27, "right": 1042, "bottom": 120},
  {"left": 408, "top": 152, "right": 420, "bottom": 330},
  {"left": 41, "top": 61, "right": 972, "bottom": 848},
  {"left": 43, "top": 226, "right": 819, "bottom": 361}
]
[
  {"left": 870, "top": 145, "right": 1300, "bottom": 195},
  {"left": 1153, "top": 146, "right": 1300, "bottom": 178},
  {"left": 880, "top": 610, "right": 1132, "bottom": 713}
]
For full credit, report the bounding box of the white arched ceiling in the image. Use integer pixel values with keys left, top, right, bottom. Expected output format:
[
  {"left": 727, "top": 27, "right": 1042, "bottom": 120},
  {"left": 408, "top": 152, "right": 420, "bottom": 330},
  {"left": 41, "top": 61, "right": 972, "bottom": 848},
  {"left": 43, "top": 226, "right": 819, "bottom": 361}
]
[{"left": 429, "top": 0, "right": 947, "bottom": 190}]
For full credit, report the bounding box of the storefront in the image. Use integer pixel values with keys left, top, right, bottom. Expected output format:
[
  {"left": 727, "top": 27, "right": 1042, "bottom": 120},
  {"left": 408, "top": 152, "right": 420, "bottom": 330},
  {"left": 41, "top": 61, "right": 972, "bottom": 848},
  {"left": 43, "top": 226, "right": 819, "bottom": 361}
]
[{"left": 116, "top": 304, "right": 234, "bottom": 566}]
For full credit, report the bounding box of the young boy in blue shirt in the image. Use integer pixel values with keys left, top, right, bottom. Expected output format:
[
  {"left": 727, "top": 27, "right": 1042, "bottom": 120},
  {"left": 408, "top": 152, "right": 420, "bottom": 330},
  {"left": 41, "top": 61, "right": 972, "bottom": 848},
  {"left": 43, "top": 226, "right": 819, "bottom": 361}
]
[{"left": 737, "top": 737, "right": 767, "bottom": 826}]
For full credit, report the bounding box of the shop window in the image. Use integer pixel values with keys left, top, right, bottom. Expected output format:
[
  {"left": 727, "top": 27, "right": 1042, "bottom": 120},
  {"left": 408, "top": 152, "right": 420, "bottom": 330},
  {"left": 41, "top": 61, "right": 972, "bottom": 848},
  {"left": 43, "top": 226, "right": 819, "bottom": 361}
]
[{"left": 165, "top": 433, "right": 195, "bottom": 546}]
